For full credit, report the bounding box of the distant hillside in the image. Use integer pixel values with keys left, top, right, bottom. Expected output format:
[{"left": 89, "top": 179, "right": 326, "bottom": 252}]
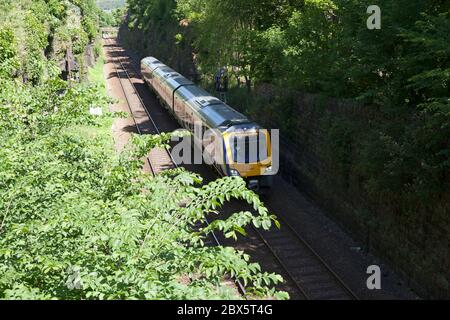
[{"left": 97, "top": 0, "right": 126, "bottom": 11}]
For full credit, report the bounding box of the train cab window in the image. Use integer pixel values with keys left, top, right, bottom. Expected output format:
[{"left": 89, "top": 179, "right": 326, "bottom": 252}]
[{"left": 230, "top": 134, "right": 268, "bottom": 164}]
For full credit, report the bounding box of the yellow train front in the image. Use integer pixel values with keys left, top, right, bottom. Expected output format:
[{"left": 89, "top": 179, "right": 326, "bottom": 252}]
[{"left": 141, "top": 57, "right": 276, "bottom": 191}]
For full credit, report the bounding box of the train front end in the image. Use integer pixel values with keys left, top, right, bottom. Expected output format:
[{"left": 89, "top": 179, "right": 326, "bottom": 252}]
[{"left": 223, "top": 127, "right": 276, "bottom": 192}]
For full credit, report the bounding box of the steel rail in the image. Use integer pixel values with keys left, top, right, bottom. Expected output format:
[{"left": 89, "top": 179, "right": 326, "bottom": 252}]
[
  {"left": 113, "top": 42, "right": 359, "bottom": 300},
  {"left": 106, "top": 38, "right": 247, "bottom": 297},
  {"left": 107, "top": 39, "right": 156, "bottom": 176},
  {"left": 268, "top": 204, "right": 359, "bottom": 300}
]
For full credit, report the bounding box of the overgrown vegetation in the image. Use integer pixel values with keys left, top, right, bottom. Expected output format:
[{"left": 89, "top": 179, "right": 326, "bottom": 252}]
[
  {"left": 100, "top": 8, "right": 126, "bottom": 27},
  {"left": 124, "top": 0, "right": 449, "bottom": 296},
  {"left": 0, "top": 0, "right": 103, "bottom": 83},
  {"left": 96, "top": 0, "right": 126, "bottom": 27},
  {"left": 125, "top": 0, "right": 449, "bottom": 201},
  {"left": 0, "top": 0, "right": 287, "bottom": 300},
  {"left": 124, "top": 0, "right": 449, "bottom": 228}
]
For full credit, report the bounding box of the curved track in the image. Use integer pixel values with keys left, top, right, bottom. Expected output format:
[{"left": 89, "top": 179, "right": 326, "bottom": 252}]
[
  {"left": 251, "top": 207, "right": 358, "bottom": 299},
  {"left": 106, "top": 38, "right": 247, "bottom": 297},
  {"left": 105, "top": 38, "right": 359, "bottom": 300}
]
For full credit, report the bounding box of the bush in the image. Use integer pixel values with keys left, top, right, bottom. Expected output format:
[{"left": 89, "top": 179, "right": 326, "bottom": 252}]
[
  {"left": 0, "top": 0, "right": 287, "bottom": 300},
  {"left": 0, "top": 79, "right": 287, "bottom": 300},
  {"left": 0, "top": 26, "right": 20, "bottom": 79}
]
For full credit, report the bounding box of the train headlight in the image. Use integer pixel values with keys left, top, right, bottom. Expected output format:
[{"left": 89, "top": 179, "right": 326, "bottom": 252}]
[
  {"left": 230, "top": 169, "right": 240, "bottom": 177},
  {"left": 265, "top": 166, "right": 273, "bottom": 174}
]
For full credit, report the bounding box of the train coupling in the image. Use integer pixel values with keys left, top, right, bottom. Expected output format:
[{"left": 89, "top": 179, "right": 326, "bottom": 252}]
[{"left": 248, "top": 179, "right": 260, "bottom": 192}]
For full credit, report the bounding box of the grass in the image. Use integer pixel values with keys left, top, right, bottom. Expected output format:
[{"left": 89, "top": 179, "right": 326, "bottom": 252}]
[
  {"left": 88, "top": 56, "right": 107, "bottom": 94},
  {"left": 66, "top": 49, "right": 116, "bottom": 153}
]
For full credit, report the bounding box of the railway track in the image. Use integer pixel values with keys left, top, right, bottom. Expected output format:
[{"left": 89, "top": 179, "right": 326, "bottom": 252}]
[
  {"left": 253, "top": 207, "right": 358, "bottom": 300},
  {"left": 106, "top": 38, "right": 247, "bottom": 296},
  {"left": 105, "top": 38, "right": 359, "bottom": 300}
]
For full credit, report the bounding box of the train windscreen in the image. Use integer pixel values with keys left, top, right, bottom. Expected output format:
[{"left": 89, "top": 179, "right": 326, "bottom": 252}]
[{"left": 230, "top": 133, "right": 268, "bottom": 164}]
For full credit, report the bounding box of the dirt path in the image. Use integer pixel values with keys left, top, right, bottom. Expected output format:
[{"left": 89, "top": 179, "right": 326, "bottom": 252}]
[{"left": 104, "top": 40, "right": 134, "bottom": 153}]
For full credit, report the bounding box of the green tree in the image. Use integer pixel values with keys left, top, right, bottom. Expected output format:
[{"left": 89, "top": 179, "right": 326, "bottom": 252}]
[
  {"left": 0, "top": 0, "right": 288, "bottom": 300},
  {"left": 0, "top": 26, "right": 20, "bottom": 79}
]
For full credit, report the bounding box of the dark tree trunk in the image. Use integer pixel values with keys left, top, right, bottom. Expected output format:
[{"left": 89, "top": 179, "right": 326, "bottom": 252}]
[{"left": 245, "top": 75, "right": 251, "bottom": 93}]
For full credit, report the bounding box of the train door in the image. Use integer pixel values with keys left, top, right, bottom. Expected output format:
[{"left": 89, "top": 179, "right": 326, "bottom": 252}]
[
  {"left": 187, "top": 111, "right": 196, "bottom": 132},
  {"left": 164, "top": 84, "right": 172, "bottom": 109},
  {"left": 203, "top": 128, "right": 225, "bottom": 174},
  {"left": 146, "top": 69, "right": 155, "bottom": 90},
  {"left": 174, "top": 94, "right": 185, "bottom": 127},
  {"left": 182, "top": 104, "right": 194, "bottom": 132},
  {"left": 202, "top": 126, "right": 214, "bottom": 165}
]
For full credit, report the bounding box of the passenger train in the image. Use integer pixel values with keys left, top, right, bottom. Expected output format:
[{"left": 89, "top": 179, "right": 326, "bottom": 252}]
[{"left": 141, "top": 57, "right": 276, "bottom": 191}]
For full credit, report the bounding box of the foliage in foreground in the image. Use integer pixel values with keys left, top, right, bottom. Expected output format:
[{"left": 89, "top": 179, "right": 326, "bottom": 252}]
[
  {"left": 0, "top": 78, "right": 286, "bottom": 299},
  {"left": 0, "top": 7, "right": 286, "bottom": 297}
]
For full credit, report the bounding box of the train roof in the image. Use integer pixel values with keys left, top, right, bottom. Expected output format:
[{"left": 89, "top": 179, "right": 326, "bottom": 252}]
[
  {"left": 175, "top": 85, "right": 252, "bottom": 129},
  {"left": 199, "top": 103, "right": 252, "bottom": 130},
  {"left": 153, "top": 66, "right": 176, "bottom": 77},
  {"left": 176, "top": 86, "right": 222, "bottom": 107},
  {"left": 153, "top": 66, "right": 194, "bottom": 91},
  {"left": 141, "top": 56, "right": 256, "bottom": 131},
  {"left": 141, "top": 57, "right": 165, "bottom": 72}
]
